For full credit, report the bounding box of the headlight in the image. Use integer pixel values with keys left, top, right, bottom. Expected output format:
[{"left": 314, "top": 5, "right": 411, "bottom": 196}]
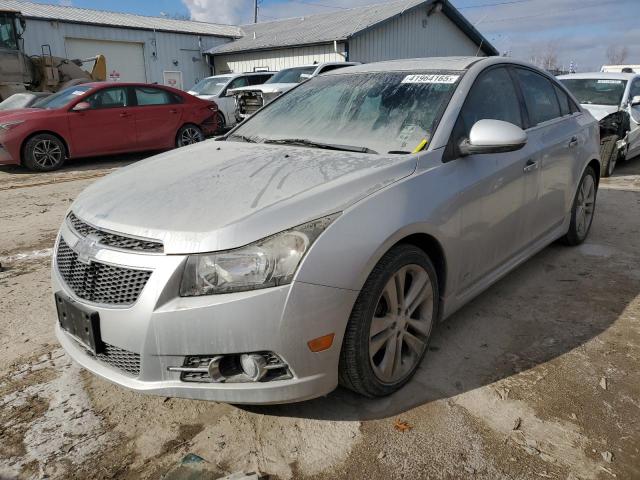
[
  {"left": 0, "top": 120, "right": 25, "bottom": 131},
  {"left": 180, "top": 213, "right": 339, "bottom": 296}
]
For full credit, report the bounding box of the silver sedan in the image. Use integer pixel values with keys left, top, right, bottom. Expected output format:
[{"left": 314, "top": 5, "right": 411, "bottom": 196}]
[{"left": 52, "top": 57, "right": 600, "bottom": 404}]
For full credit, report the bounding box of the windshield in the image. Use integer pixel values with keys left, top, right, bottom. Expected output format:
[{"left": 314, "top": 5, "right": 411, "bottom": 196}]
[
  {"left": 35, "top": 85, "right": 93, "bottom": 109},
  {"left": 230, "top": 71, "right": 463, "bottom": 154},
  {"left": 189, "top": 77, "right": 230, "bottom": 96},
  {"left": 266, "top": 67, "right": 316, "bottom": 84},
  {"left": 560, "top": 78, "right": 627, "bottom": 106},
  {"left": 0, "top": 93, "right": 36, "bottom": 110}
]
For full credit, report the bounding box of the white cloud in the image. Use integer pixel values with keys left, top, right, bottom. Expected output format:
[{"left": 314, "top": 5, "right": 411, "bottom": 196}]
[{"left": 182, "top": 0, "right": 253, "bottom": 25}]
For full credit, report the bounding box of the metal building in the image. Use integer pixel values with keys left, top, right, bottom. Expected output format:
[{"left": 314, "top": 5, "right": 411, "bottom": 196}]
[
  {"left": 3, "top": 0, "right": 240, "bottom": 89},
  {"left": 207, "top": 0, "right": 498, "bottom": 74}
]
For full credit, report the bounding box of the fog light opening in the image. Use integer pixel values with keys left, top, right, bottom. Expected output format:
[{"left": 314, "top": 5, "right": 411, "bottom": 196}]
[{"left": 240, "top": 353, "right": 268, "bottom": 382}]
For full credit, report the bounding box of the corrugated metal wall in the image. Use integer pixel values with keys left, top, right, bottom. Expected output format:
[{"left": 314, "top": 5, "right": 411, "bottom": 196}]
[
  {"left": 212, "top": 43, "right": 347, "bottom": 74},
  {"left": 348, "top": 10, "right": 483, "bottom": 63},
  {"left": 21, "top": 19, "right": 231, "bottom": 89}
]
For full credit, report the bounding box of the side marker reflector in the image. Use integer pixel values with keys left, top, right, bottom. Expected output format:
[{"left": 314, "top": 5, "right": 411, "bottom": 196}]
[{"left": 307, "top": 333, "right": 335, "bottom": 352}]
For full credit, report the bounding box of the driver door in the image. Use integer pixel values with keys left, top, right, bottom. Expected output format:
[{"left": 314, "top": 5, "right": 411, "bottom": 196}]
[
  {"left": 446, "top": 66, "right": 540, "bottom": 292},
  {"left": 68, "top": 86, "right": 137, "bottom": 157},
  {"left": 626, "top": 78, "right": 640, "bottom": 159}
]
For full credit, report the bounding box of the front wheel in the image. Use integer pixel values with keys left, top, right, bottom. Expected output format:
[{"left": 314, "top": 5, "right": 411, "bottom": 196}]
[
  {"left": 562, "top": 166, "right": 597, "bottom": 246},
  {"left": 23, "top": 134, "right": 66, "bottom": 172},
  {"left": 176, "top": 124, "right": 204, "bottom": 148},
  {"left": 600, "top": 135, "right": 619, "bottom": 178},
  {"left": 339, "top": 244, "right": 439, "bottom": 398}
]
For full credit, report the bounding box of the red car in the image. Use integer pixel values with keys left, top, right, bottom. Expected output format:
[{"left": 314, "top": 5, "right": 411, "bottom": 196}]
[{"left": 0, "top": 82, "right": 218, "bottom": 171}]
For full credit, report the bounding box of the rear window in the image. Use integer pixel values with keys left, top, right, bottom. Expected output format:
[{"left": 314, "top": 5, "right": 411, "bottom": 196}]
[{"left": 559, "top": 78, "right": 627, "bottom": 106}]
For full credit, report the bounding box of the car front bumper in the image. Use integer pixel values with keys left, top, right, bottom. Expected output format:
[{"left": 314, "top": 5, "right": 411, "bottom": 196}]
[
  {"left": 52, "top": 221, "right": 358, "bottom": 404},
  {"left": 0, "top": 142, "right": 17, "bottom": 165}
]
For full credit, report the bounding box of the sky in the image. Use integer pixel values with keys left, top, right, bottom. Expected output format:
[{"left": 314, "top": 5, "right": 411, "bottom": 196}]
[{"left": 34, "top": 0, "right": 640, "bottom": 71}]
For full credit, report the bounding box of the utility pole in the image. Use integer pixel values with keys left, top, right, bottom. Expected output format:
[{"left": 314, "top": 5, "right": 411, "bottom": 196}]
[{"left": 254, "top": 0, "right": 258, "bottom": 23}]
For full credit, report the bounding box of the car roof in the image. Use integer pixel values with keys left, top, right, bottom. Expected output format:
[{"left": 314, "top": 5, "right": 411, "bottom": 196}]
[
  {"left": 323, "top": 57, "right": 487, "bottom": 75},
  {"left": 557, "top": 72, "right": 639, "bottom": 81}
]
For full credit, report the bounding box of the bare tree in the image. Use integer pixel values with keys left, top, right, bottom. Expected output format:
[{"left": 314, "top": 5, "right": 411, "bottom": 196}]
[
  {"left": 606, "top": 45, "right": 629, "bottom": 65},
  {"left": 529, "top": 42, "right": 559, "bottom": 71}
]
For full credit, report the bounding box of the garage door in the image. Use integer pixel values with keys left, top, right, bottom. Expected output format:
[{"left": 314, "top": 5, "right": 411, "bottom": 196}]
[{"left": 65, "top": 38, "right": 146, "bottom": 83}]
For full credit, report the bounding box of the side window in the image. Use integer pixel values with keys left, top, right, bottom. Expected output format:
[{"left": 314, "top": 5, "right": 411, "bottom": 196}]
[
  {"left": 135, "top": 87, "right": 176, "bottom": 106},
  {"left": 0, "top": 14, "right": 18, "bottom": 50},
  {"left": 459, "top": 67, "right": 523, "bottom": 133},
  {"left": 629, "top": 79, "right": 640, "bottom": 101},
  {"left": 86, "top": 87, "right": 128, "bottom": 109},
  {"left": 247, "top": 74, "right": 272, "bottom": 86},
  {"left": 553, "top": 84, "right": 572, "bottom": 116},
  {"left": 228, "top": 77, "right": 249, "bottom": 90},
  {"left": 515, "top": 68, "right": 561, "bottom": 126},
  {"left": 445, "top": 67, "right": 522, "bottom": 161}
]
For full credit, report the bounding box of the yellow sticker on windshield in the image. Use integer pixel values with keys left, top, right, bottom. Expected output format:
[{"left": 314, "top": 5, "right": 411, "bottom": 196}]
[{"left": 412, "top": 139, "right": 428, "bottom": 153}]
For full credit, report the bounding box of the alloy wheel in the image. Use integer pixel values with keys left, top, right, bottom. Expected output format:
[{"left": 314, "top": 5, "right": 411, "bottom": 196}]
[
  {"left": 369, "top": 264, "right": 434, "bottom": 383},
  {"left": 32, "top": 139, "right": 63, "bottom": 168},
  {"left": 180, "top": 127, "right": 203, "bottom": 146},
  {"left": 575, "top": 173, "right": 596, "bottom": 239}
]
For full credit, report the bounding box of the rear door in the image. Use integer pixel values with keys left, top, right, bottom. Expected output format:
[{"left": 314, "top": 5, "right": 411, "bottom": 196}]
[
  {"left": 446, "top": 66, "right": 539, "bottom": 291},
  {"left": 131, "top": 86, "right": 184, "bottom": 150},
  {"left": 513, "top": 67, "right": 581, "bottom": 239},
  {"left": 67, "top": 86, "right": 136, "bottom": 156}
]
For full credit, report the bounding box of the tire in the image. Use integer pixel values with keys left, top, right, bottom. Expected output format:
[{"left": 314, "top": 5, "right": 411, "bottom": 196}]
[
  {"left": 561, "top": 165, "right": 597, "bottom": 246},
  {"left": 23, "top": 133, "right": 66, "bottom": 172},
  {"left": 176, "top": 124, "right": 204, "bottom": 148},
  {"left": 339, "top": 244, "right": 439, "bottom": 398},
  {"left": 600, "top": 135, "right": 619, "bottom": 178},
  {"left": 215, "top": 112, "right": 226, "bottom": 134}
]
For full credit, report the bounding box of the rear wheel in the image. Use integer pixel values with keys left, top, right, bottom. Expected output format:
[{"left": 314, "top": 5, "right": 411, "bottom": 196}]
[
  {"left": 600, "top": 135, "right": 619, "bottom": 177},
  {"left": 23, "top": 134, "right": 66, "bottom": 172},
  {"left": 339, "top": 244, "right": 438, "bottom": 397},
  {"left": 562, "top": 166, "right": 597, "bottom": 246},
  {"left": 176, "top": 124, "right": 204, "bottom": 147},
  {"left": 215, "top": 112, "right": 226, "bottom": 134}
]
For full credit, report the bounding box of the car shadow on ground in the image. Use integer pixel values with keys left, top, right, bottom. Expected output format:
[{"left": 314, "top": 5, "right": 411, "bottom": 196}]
[
  {"left": 0, "top": 151, "right": 156, "bottom": 176},
  {"left": 243, "top": 184, "right": 640, "bottom": 421}
]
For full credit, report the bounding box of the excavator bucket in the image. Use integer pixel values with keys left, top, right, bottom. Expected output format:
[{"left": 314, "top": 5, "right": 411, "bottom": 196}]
[{"left": 91, "top": 54, "right": 107, "bottom": 82}]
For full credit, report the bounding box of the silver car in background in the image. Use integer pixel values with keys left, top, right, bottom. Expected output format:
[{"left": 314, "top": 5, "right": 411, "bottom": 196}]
[{"left": 53, "top": 57, "right": 600, "bottom": 404}]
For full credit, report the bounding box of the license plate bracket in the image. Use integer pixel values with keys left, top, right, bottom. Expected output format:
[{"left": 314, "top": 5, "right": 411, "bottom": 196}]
[{"left": 55, "top": 292, "right": 103, "bottom": 354}]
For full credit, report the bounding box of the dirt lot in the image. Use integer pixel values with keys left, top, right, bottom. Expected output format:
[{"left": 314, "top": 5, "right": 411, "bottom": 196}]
[{"left": 1, "top": 154, "right": 639, "bottom": 480}]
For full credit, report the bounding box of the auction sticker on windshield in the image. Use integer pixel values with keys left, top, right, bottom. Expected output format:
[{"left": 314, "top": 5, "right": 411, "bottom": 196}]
[
  {"left": 597, "top": 80, "right": 623, "bottom": 84},
  {"left": 402, "top": 74, "right": 459, "bottom": 84}
]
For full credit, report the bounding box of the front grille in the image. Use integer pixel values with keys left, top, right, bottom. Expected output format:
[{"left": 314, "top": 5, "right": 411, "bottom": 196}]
[
  {"left": 68, "top": 213, "right": 163, "bottom": 253},
  {"left": 56, "top": 238, "right": 152, "bottom": 306},
  {"left": 96, "top": 343, "right": 141, "bottom": 376}
]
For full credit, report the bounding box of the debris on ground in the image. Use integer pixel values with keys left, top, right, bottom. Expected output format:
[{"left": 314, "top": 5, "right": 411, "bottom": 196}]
[
  {"left": 600, "top": 377, "right": 608, "bottom": 390},
  {"left": 393, "top": 420, "right": 413, "bottom": 433},
  {"left": 601, "top": 451, "right": 614, "bottom": 462}
]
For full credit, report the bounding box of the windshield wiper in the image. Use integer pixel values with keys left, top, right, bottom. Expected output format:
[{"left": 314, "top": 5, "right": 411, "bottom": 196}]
[
  {"left": 227, "top": 134, "right": 260, "bottom": 143},
  {"left": 264, "top": 138, "right": 377, "bottom": 154}
]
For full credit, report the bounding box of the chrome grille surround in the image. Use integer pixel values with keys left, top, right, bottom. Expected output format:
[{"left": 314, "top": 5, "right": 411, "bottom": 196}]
[
  {"left": 95, "top": 343, "right": 141, "bottom": 377},
  {"left": 67, "top": 212, "right": 163, "bottom": 253},
  {"left": 56, "top": 238, "right": 152, "bottom": 306}
]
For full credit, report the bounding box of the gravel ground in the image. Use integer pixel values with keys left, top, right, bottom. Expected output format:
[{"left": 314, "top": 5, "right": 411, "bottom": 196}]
[{"left": 0, "top": 153, "right": 639, "bottom": 480}]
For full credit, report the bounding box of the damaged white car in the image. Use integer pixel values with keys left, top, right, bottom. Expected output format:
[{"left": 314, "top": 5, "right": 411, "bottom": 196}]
[
  {"left": 559, "top": 72, "right": 640, "bottom": 176},
  {"left": 231, "top": 62, "right": 359, "bottom": 121}
]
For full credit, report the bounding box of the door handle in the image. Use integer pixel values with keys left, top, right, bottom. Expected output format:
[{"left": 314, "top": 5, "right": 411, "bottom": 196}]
[
  {"left": 568, "top": 136, "right": 578, "bottom": 148},
  {"left": 523, "top": 159, "right": 538, "bottom": 173},
  {"left": 119, "top": 112, "right": 131, "bottom": 118},
  {"left": 169, "top": 109, "right": 178, "bottom": 114}
]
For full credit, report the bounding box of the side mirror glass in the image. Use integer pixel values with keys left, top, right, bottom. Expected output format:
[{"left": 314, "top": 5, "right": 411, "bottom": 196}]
[
  {"left": 459, "top": 119, "right": 527, "bottom": 156},
  {"left": 631, "top": 95, "right": 640, "bottom": 107},
  {"left": 299, "top": 73, "right": 313, "bottom": 80},
  {"left": 72, "top": 101, "right": 91, "bottom": 112}
]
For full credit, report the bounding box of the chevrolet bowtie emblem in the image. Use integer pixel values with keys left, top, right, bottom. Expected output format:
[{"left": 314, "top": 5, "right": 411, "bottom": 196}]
[{"left": 75, "top": 233, "right": 101, "bottom": 265}]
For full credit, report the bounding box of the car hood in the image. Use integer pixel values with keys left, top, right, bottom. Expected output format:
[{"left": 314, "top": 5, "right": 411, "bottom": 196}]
[
  {"left": 71, "top": 141, "right": 417, "bottom": 254},
  {"left": 230, "top": 83, "right": 298, "bottom": 95},
  {"left": 580, "top": 104, "right": 620, "bottom": 121}
]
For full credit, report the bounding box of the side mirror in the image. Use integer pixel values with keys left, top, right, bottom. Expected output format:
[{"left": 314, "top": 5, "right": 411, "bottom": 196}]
[
  {"left": 72, "top": 101, "right": 91, "bottom": 112},
  {"left": 299, "top": 73, "right": 313, "bottom": 80},
  {"left": 459, "top": 119, "right": 527, "bottom": 156},
  {"left": 631, "top": 95, "right": 640, "bottom": 107}
]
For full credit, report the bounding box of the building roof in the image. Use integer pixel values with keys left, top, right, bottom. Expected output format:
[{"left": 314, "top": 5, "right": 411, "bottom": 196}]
[
  {"left": 207, "top": 0, "right": 497, "bottom": 56},
  {"left": 3, "top": 0, "right": 242, "bottom": 37}
]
